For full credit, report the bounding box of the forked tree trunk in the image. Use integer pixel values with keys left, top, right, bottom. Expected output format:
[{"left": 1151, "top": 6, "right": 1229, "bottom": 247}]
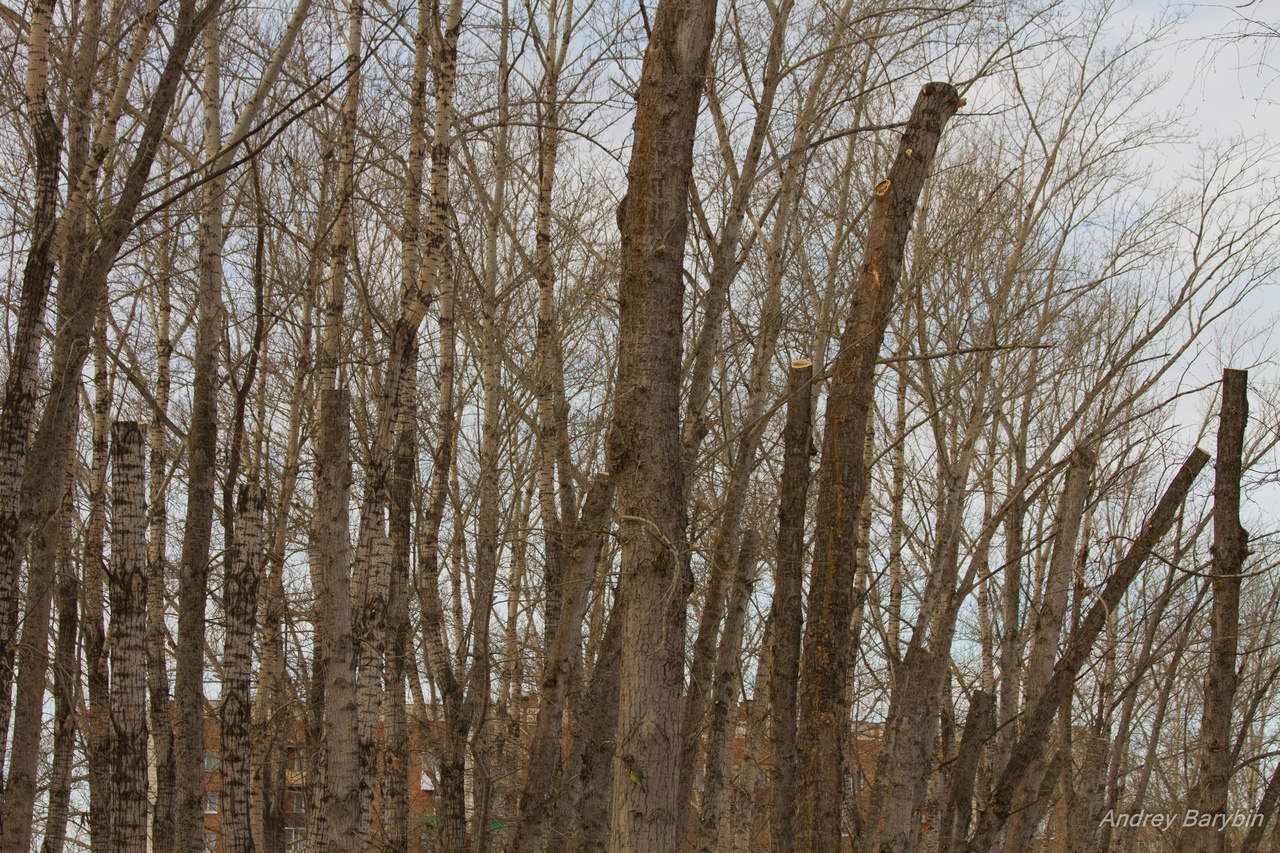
[
  {"left": 1186, "top": 369, "right": 1248, "bottom": 853},
  {"left": 109, "top": 421, "right": 149, "bottom": 853},
  {"left": 795, "top": 82, "right": 962, "bottom": 853},
  {"left": 606, "top": 0, "right": 718, "bottom": 849}
]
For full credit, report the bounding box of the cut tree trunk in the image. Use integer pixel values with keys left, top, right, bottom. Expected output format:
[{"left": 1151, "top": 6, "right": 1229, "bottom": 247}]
[
  {"left": 1185, "top": 368, "right": 1249, "bottom": 853},
  {"left": 795, "top": 82, "right": 963, "bottom": 853}
]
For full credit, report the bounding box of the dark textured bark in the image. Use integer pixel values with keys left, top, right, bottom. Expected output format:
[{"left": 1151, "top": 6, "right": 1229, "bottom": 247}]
[
  {"left": 223, "top": 484, "right": 266, "bottom": 853},
  {"left": 0, "top": 0, "right": 61, "bottom": 786},
  {"left": 694, "top": 532, "right": 759, "bottom": 853},
  {"left": 175, "top": 12, "right": 227, "bottom": 849},
  {"left": 565, "top": 601, "right": 623, "bottom": 853},
  {"left": 109, "top": 422, "right": 149, "bottom": 853},
  {"left": 938, "top": 691, "right": 995, "bottom": 853},
  {"left": 1186, "top": 369, "right": 1248, "bottom": 853},
  {"left": 40, "top": 477, "right": 78, "bottom": 853},
  {"left": 768, "top": 360, "right": 813, "bottom": 853},
  {"left": 963, "top": 447, "right": 1210, "bottom": 853},
  {"left": 512, "top": 474, "right": 616, "bottom": 853},
  {"left": 795, "top": 83, "right": 962, "bottom": 853},
  {"left": 316, "top": 390, "right": 360, "bottom": 850},
  {"left": 605, "top": 0, "right": 718, "bottom": 849}
]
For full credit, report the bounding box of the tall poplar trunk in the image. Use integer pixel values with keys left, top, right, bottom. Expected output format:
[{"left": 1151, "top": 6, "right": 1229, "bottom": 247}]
[
  {"left": 223, "top": 484, "right": 266, "bottom": 853},
  {"left": 175, "top": 15, "right": 227, "bottom": 849},
  {"left": 768, "top": 360, "right": 813, "bottom": 853},
  {"left": 0, "top": 0, "right": 61, "bottom": 779},
  {"left": 795, "top": 82, "right": 962, "bottom": 853},
  {"left": 109, "top": 421, "right": 149, "bottom": 853},
  {"left": 1186, "top": 369, "right": 1248, "bottom": 853},
  {"left": 606, "top": 0, "right": 718, "bottom": 849}
]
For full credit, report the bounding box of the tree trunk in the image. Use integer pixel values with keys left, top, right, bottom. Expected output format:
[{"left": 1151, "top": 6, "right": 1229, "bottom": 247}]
[
  {"left": 1003, "top": 448, "right": 1096, "bottom": 853},
  {"left": 962, "top": 447, "right": 1210, "bottom": 853},
  {"left": 316, "top": 389, "right": 361, "bottom": 850},
  {"left": 606, "top": 0, "right": 718, "bottom": 849},
  {"left": 175, "top": 14, "right": 227, "bottom": 848},
  {"left": 795, "top": 82, "right": 962, "bottom": 853},
  {"left": 40, "top": 478, "right": 78, "bottom": 853},
  {"left": 512, "top": 474, "right": 616, "bottom": 853},
  {"left": 223, "top": 484, "right": 266, "bottom": 853},
  {"left": 694, "top": 532, "right": 759, "bottom": 853},
  {"left": 938, "top": 691, "right": 995, "bottom": 853},
  {"left": 109, "top": 421, "right": 149, "bottom": 853},
  {"left": 768, "top": 359, "right": 813, "bottom": 853},
  {"left": 1186, "top": 368, "right": 1248, "bottom": 853}
]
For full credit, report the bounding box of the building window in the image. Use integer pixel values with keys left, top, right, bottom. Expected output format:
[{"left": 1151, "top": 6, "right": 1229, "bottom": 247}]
[
  {"left": 204, "top": 753, "right": 221, "bottom": 772},
  {"left": 290, "top": 791, "right": 306, "bottom": 814},
  {"left": 284, "top": 828, "right": 306, "bottom": 853},
  {"left": 205, "top": 791, "right": 219, "bottom": 814},
  {"left": 420, "top": 768, "right": 435, "bottom": 792},
  {"left": 287, "top": 754, "right": 304, "bottom": 773},
  {"left": 204, "top": 830, "right": 219, "bottom": 853}
]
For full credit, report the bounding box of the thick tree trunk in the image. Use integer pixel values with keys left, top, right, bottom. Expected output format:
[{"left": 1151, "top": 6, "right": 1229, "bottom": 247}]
[
  {"left": 795, "top": 82, "right": 962, "bottom": 853},
  {"left": 223, "top": 484, "right": 266, "bottom": 853},
  {"left": 605, "top": 0, "right": 718, "bottom": 849},
  {"left": 1186, "top": 369, "right": 1248, "bottom": 853},
  {"left": 768, "top": 360, "right": 813, "bottom": 853},
  {"left": 0, "top": 0, "right": 61, "bottom": 783},
  {"left": 316, "top": 390, "right": 361, "bottom": 850},
  {"left": 109, "top": 422, "right": 149, "bottom": 853}
]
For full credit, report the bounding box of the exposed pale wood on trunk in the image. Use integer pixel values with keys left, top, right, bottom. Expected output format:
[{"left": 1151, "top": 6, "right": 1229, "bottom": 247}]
[{"left": 795, "top": 82, "right": 962, "bottom": 853}]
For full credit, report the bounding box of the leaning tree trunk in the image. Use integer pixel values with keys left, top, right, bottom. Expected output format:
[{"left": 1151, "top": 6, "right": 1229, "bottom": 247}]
[
  {"left": 1185, "top": 369, "right": 1249, "bottom": 853},
  {"left": 605, "top": 0, "right": 719, "bottom": 849},
  {"left": 963, "top": 447, "right": 1210, "bottom": 853},
  {"left": 795, "top": 82, "right": 963, "bottom": 853},
  {"left": 109, "top": 422, "right": 149, "bottom": 853}
]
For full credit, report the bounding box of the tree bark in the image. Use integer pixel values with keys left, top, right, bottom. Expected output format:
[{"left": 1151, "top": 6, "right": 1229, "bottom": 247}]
[
  {"left": 223, "top": 484, "right": 266, "bottom": 853},
  {"left": 767, "top": 359, "right": 813, "bottom": 853},
  {"left": 795, "top": 82, "right": 962, "bottom": 853},
  {"left": 1186, "top": 368, "right": 1249, "bottom": 853},
  {"left": 605, "top": 0, "right": 719, "bottom": 848},
  {"left": 962, "top": 446, "right": 1210, "bottom": 853},
  {"left": 109, "top": 421, "right": 149, "bottom": 853}
]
